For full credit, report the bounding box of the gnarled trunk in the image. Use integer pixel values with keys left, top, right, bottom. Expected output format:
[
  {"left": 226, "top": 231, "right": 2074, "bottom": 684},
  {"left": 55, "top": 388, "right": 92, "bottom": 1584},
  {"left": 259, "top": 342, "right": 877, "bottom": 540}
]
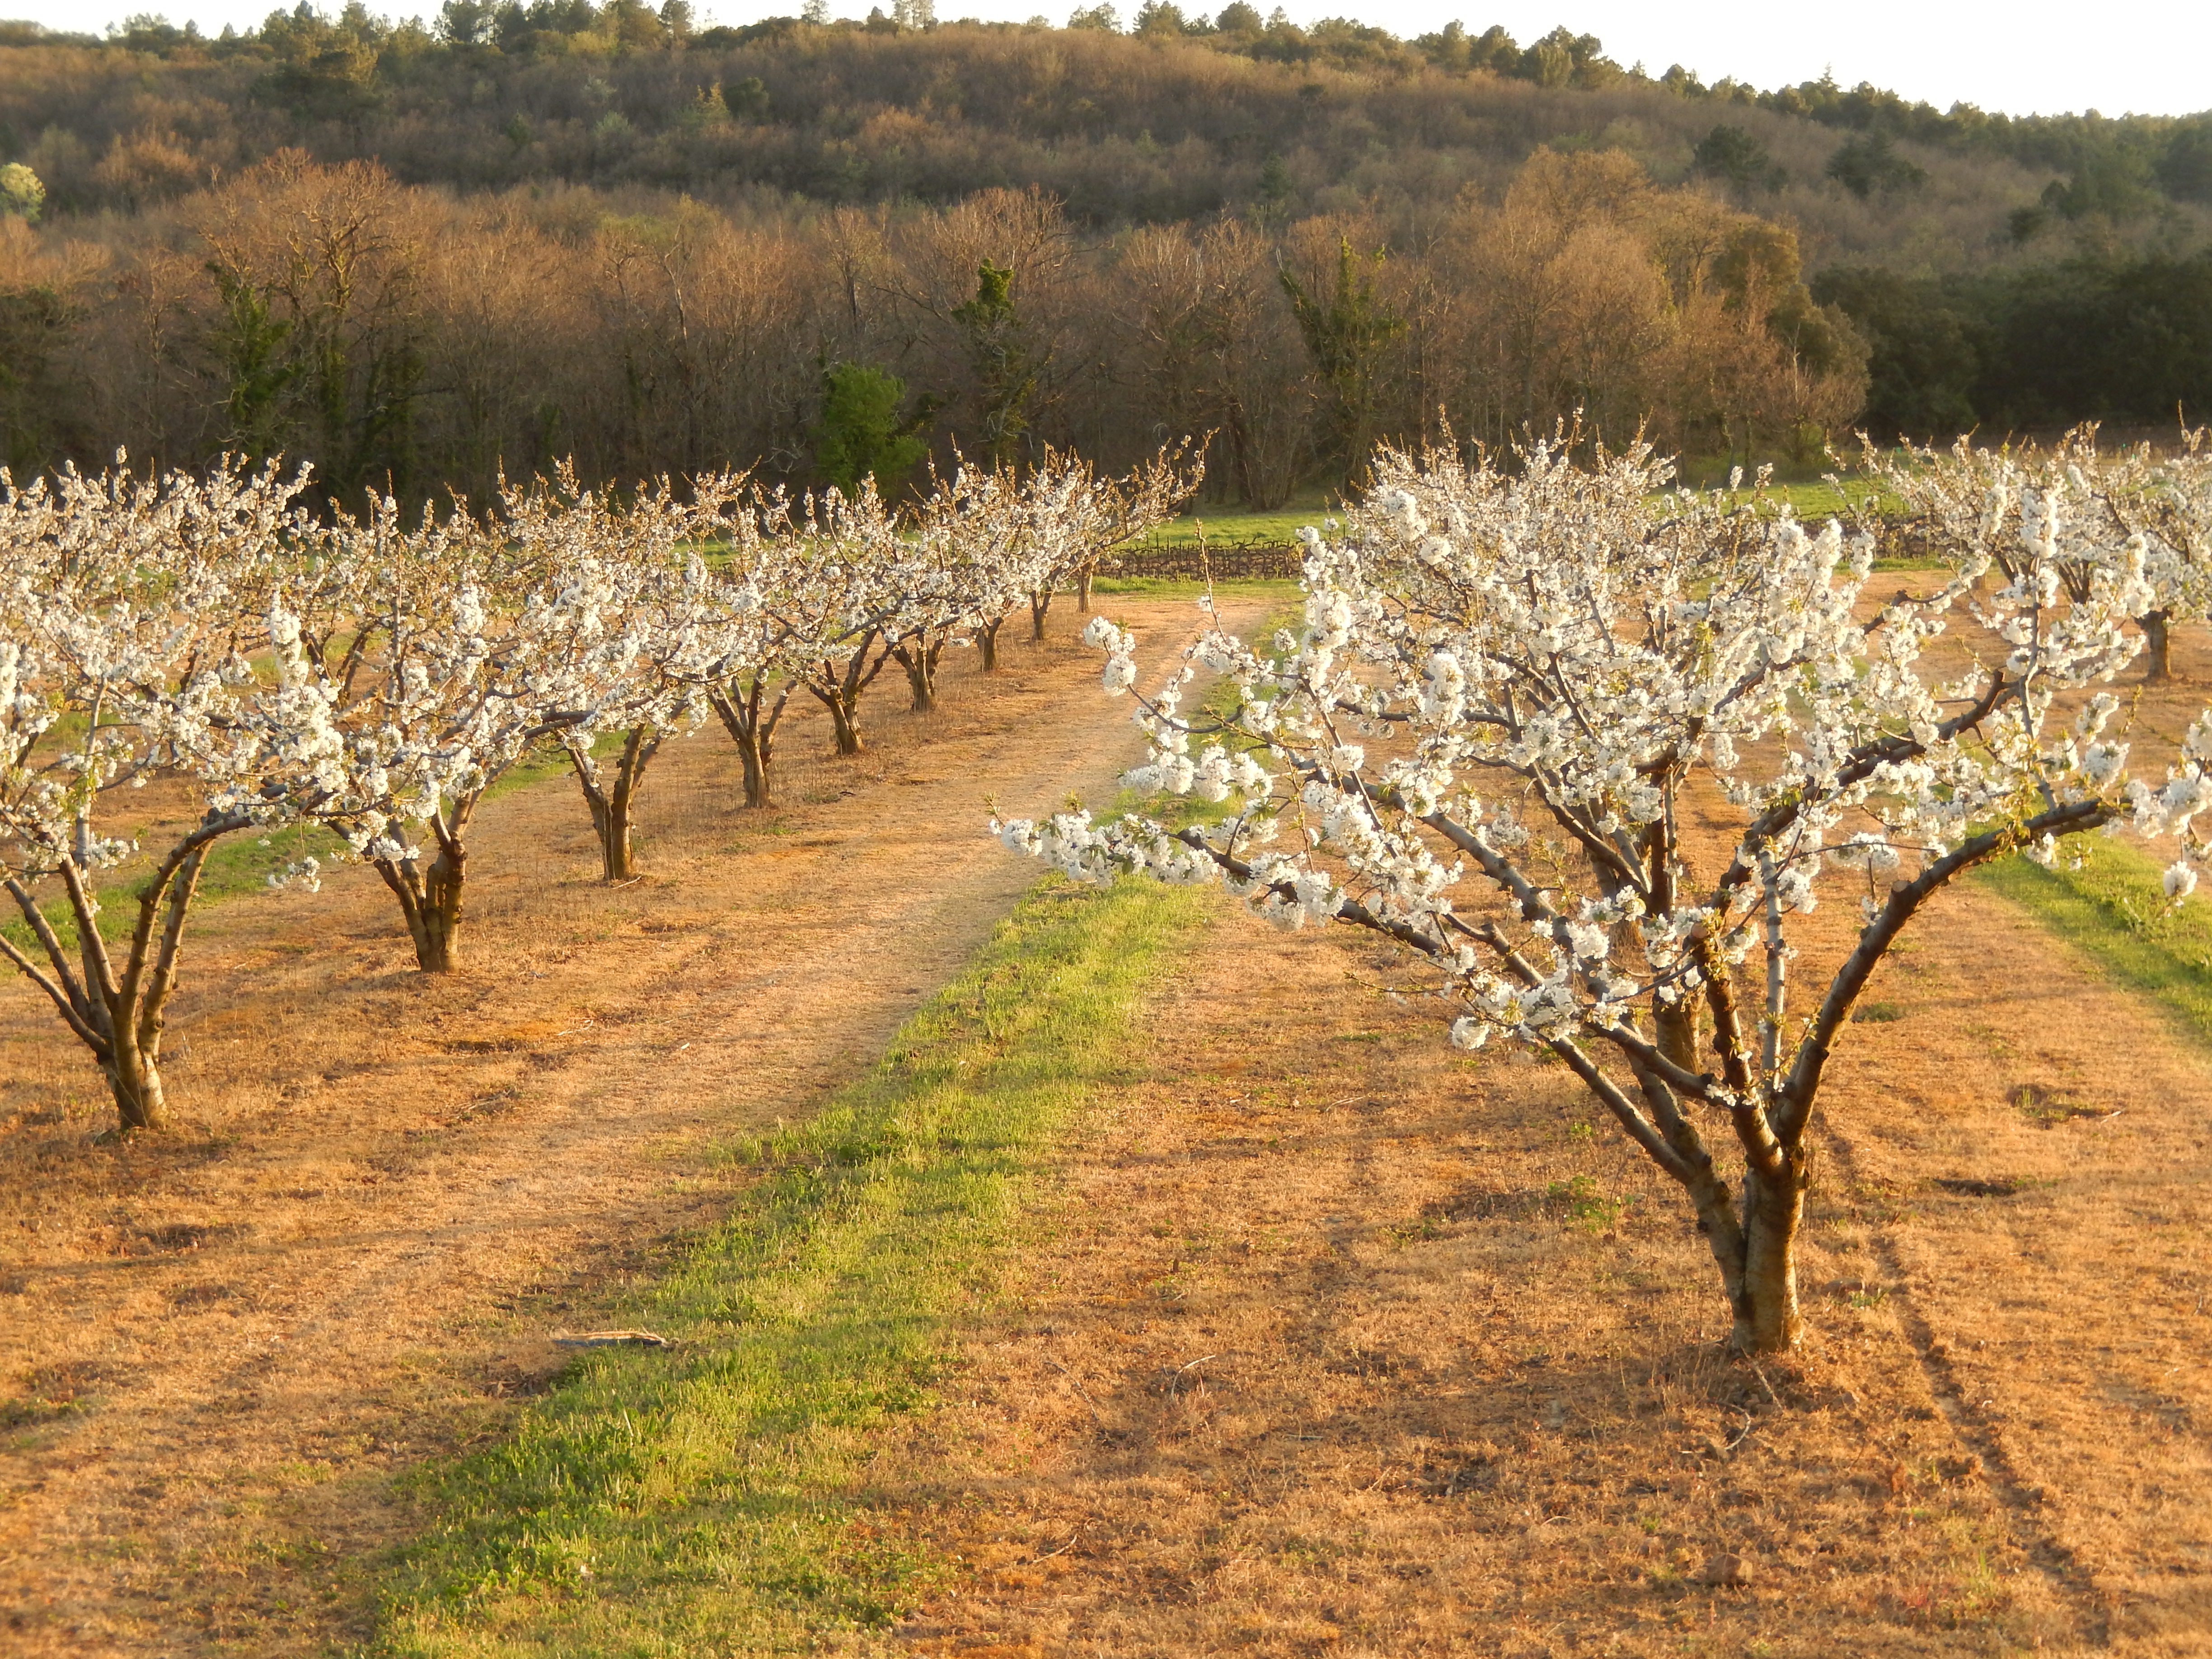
[
  {"left": 1076, "top": 566, "right": 1094, "bottom": 614},
  {"left": 1678, "top": 1150, "right": 1803, "bottom": 1355},
  {"left": 810, "top": 683, "right": 866, "bottom": 755},
  {"left": 1654, "top": 998, "right": 1703, "bottom": 1077},
  {"left": 806, "top": 636, "right": 887, "bottom": 759},
  {"left": 893, "top": 637, "right": 943, "bottom": 714},
  {"left": 0, "top": 812, "right": 242, "bottom": 1133},
  {"left": 1030, "top": 588, "right": 1053, "bottom": 641},
  {"left": 711, "top": 679, "right": 791, "bottom": 810},
  {"left": 979, "top": 617, "right": 1004, "bottom": 672},
  {"left": 1729, "top": 1157, "right": 1808, "bottom": 1354},
  {"left": 103, "top": 1038, "right": 169, "bottom": 1134},
  {"left": 373, "top": 797, "right": 475, "bottom": 972}
]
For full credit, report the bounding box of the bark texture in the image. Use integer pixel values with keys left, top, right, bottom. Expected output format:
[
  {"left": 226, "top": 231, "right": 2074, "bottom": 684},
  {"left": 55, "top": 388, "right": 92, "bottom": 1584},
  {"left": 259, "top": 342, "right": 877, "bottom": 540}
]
[
  {"left": 2142, "top": 609, "right": 2173, "bottom": 682},
  {"left": 373, "top": 796, "right": 476, "bottom": 972},
  {"left": 710, "top": 678, "right": 791, "bottom": 810}
]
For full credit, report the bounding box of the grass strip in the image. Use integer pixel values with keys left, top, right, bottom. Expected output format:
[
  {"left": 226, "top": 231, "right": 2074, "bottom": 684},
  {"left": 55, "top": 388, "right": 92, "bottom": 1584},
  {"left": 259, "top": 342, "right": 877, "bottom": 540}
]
[
  {"left": 371, "top": 872, "right": 1213, "bottom": 1658},
  {"left": 1974, "top": 835, "right": 2212, "bottom": 1047}
]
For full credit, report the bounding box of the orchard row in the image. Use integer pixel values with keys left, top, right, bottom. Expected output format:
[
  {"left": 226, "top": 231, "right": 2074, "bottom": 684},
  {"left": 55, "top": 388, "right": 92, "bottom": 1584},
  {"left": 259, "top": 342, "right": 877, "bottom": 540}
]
[{"left": 0, "top": 446, "right": 1195, "bottom": 1130}]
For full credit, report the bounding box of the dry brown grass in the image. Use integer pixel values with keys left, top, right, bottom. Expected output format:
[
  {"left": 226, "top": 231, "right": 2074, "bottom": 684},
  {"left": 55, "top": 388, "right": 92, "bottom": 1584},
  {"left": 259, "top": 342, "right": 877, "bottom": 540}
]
[
  {"left": 0, "top": 594, "right": 1268, "bottom": 1657},
  {"left": 864, "top": 878, "right": 2211, "bottom": 1656}
]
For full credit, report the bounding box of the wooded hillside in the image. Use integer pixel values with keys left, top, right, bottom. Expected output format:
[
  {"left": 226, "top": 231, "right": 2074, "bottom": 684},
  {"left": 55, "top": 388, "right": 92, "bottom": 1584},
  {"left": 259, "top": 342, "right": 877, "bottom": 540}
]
[{"left": 2, "top": 5, "right": 2209, "bottom": 501}]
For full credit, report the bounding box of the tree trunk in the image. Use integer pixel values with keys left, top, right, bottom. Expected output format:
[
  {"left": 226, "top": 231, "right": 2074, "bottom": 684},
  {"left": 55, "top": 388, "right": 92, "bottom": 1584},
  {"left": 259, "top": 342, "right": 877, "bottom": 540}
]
[
  {"left": 0, "top": 816, "right": 241, "bottom": 1134},
  {"left": 2142, "top": 609, "right": 2173, "bottom": 682},
  {"left": 809, "top": 684, "right": 865, "bottom": 755},
  {"left": 1654, "top": 998, "right": 1703, "bottom": 1077},
  {"left": 807, "top": 639, "right": 884, "bottom": 758},
  {"left": 1076, "top": 567, "right": 1093, "bottom": 613},
  {"left": 103, "top": 1044, "right": 168, "bottom": 1133},
  {"left": 374, "top": 805, "right": 472, "bottom": 972},
  {"left": 1729, "top": 1158, "right": 1808, "bottom": 1354},
  {"left": 423, "top": 835, "right": 464, "bottom": 970},
  {"left": 568, "top": 726, "right": 662, "bottom": 882},
  {"left": 1030, "top": 588, "right": 1053, "bottom": 641},
  {"left": 979, "top": 617, "right": 1003, "bottom": 672},
  {"left": 710, "top": 684, "right": 785, "bottom": 809},
  {"left": 739, "top": 737, "right": 771, "bottom": 808},
  {"left": 895, "top": 640, "right": 939, "bottom": 714}
]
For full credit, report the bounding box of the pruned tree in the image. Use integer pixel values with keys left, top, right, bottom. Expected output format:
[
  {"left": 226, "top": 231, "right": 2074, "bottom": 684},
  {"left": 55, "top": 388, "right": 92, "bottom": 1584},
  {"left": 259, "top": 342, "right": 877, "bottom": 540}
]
[
  {"left": 533, "top": 473, "right": 747, "bottom": 882},
  {"left": 270, "top": 486, "right": 639, "bottom": 969},
  {"left": 1027, "top": 441, "right": 1202, "bottom": 619},
  {"left": 0, "top": 459, "right": 339, "bottom": 1130},
  {"left": 782, "top": 483, "right": 903, "bottom": 755},
  {"left": 656, "top": 493, "right": 860, "bottom": 809},
  {"left": 997, "top": 432, "right": 2186, "bottom": 1353}
]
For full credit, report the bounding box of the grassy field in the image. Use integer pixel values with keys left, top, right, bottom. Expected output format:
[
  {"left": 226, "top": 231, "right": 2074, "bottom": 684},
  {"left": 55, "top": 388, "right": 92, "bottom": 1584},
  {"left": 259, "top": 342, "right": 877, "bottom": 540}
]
[
  {"left": 371, "top": 874, "right": 1213, "bottom": 1657},
  {"left": 1123, "top": 477, "right": 1901, "bottom": 550}
]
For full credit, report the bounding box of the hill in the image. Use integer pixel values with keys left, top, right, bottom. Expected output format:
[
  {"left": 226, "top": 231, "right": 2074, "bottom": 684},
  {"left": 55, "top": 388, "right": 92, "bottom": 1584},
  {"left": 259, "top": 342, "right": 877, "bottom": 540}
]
[
  {"left": 2, "top": 6, "right": 2210, "bottom": 497},
  {"left": 6, "top": 6, "right": 2210, "bottom": 270}
]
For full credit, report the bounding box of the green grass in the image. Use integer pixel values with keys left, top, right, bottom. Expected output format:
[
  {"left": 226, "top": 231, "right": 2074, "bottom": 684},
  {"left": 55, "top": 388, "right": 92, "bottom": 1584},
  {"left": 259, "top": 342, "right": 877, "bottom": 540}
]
[
  {"left": 1127, "top": 502, "right": 1337, "bottom": 551},
  {"left": 371, "top": 873, "right": 1213, "bottom": 1657},
  {"left": 1974, "top": 836, "right": 2212, "bottom": 1047},
  {"left": 1125, "top": 477, "right": 1902, "bottom": 552},
  {"left": 1087, "top": 574, "right": 1300, "bottom": 600}
]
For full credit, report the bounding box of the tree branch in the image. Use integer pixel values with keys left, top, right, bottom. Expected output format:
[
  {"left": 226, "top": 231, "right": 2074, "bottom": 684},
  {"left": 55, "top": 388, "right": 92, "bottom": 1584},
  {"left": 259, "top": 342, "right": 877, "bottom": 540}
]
[{"left": 1775, "top": 797, "right": 2111, "bottom": 1144}]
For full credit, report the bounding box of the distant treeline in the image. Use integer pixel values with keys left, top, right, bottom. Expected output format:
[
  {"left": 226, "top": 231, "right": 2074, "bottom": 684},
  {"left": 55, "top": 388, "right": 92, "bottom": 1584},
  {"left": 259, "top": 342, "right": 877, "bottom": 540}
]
[
  {"left": 0, "top": 149, "right": 1865, "bottom": 506},
  {"left": 5, "top": 3, "right": 2208, "bottom": 255},
  {"left": 1818, "top": 252, "right": 2212, "bottom": 439},
  {"left": 1, "top": 4, "right": 2209, "bottom": 487},
  {"left": 5, "top": 0, "right": 2208, "bottom": 224}
]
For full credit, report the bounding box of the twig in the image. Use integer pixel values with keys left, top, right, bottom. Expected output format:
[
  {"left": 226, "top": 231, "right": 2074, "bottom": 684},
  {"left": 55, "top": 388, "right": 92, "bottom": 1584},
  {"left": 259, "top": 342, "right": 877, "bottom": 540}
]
[
  {"left": 551, "top": 1329, "right": 671, "bottom": 1348},
  {"left": 1721, "top": 1405, "right": 1755, "bottom": 1452},
  {"left": 1748, "top": 1361, "right": 1782, "bottom": 1408},
  {"left": 1027, "top": 1527, "right": 1086, "bottom": 1564},
  {"left": 1166, "top": 1353, "right": 1219, "bottom": 1397}
]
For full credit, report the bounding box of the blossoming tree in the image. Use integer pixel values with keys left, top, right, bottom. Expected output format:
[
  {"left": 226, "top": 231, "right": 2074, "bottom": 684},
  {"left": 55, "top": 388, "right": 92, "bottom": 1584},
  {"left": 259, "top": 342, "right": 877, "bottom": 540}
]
[
  {"left": 783, "top": 483, "right": 906, "bottom": 756},
  {"left": 533, "top": 474, "right": 748, "bottom": 882},
  {"left": 0, "top": 461, "right": 342, "bottom": 1129},
  {"left": 1868, "top": 426, "right": 2212, "bottom": 681},
  {"left": 262, "top": 491, "right": 643, "bottom": 970},
  {"left": 998, "top": 436, "right": 2186, "bottom": 1353},
  {"left": 1025, "top": 443, "right": 1202, "bottom": 629}
]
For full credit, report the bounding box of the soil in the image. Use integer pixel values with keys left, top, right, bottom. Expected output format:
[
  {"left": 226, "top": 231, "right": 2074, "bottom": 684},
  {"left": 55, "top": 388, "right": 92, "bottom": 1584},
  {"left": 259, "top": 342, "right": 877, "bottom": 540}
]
[
  {"left": 869, "top": 881, "right": 2212, "bottom": 1658},
  {"left": 0, "top": 594, "right": 1265, "bottom": 1657}
]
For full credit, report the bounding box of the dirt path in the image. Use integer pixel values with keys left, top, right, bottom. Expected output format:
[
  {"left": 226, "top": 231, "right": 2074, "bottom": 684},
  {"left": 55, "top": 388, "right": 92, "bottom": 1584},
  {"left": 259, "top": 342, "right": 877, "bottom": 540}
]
[{"left": 0, "top": 593, "right": 1269, "bottom": 1657}]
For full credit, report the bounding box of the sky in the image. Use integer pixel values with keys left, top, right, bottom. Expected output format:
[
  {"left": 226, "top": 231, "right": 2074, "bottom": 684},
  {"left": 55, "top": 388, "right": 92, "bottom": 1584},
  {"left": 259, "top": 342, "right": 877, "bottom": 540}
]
[{"left": 8, "top": 0, "right": 2207, "bottom": 120}]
